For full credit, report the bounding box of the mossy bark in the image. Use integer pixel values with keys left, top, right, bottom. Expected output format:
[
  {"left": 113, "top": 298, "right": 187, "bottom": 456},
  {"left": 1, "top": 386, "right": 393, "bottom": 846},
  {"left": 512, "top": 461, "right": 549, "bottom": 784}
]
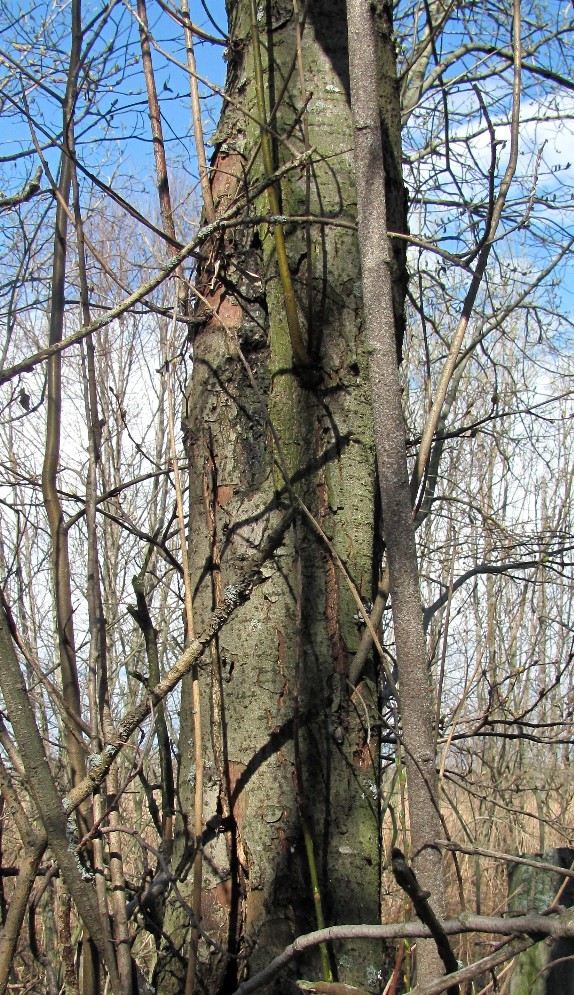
[
  {"left": 156, "top": 1, "right": 407, "bottom": 992},
  {"left": 509, "top": 851, "right": 574, "bottom": 995}
]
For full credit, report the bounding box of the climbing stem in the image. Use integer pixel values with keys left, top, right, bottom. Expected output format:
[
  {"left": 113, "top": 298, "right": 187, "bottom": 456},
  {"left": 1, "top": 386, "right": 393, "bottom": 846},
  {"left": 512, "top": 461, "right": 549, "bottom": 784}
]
[
  {"left": 301, "top": 817, "right": 333, "bottom": 981},
  {"left": 249, "top": 0, "right": 311, "bottom": 368}
]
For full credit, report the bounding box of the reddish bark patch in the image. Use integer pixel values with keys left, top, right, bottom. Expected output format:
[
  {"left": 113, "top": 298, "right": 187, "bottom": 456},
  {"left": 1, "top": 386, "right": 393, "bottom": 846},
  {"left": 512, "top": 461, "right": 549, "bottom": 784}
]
[
  {"left": 216, "top": 484, "right": 233, "bottom": 507},
  {"left": 203, "top": 282, "right": 243, "bottom": 331},
  {"left": 276, "top": 823, "right": 290, "bottom": 854},
  {"left": 353, "top": 744, "right": 372, "bottom": 769},
  {"left": 194, "top": 151, "right": 245, "bottom": 335},
  {"left": 217, "top": 291, "right": 243, "bottom": 329},
  {"left": 228, "top": 760, "right": 248, "bottom": 826},
  {"left": 213, "top": 878, "right": 233, "bottom": 911},
  {"left": 210, "top": 151, "right": 243, "bottom": 211},
  {"left": 245, "top": 888, "right": 264, "bottom": 932},
  {"left": 201, "top": 881, "right": 231, "bottom": 935}
]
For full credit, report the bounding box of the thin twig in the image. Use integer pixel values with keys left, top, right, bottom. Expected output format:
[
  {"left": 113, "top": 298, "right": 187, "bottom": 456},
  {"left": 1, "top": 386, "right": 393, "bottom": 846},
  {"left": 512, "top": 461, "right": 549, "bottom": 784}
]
[
  {"left": 231, "top": 913, "right": 572, "bottom": 995},
  {"left": 410, "top": 0, "right": 523, "bottom": 506}
]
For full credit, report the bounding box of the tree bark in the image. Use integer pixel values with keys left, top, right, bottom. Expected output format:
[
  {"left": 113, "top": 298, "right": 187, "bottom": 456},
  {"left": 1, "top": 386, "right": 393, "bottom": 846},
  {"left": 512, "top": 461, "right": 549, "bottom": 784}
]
[
  {"left": 345, "top": 0, "right": 446, "bottom": 987},
  {"left": 157, "top": 0, "right": 408, "bottom": 991}
]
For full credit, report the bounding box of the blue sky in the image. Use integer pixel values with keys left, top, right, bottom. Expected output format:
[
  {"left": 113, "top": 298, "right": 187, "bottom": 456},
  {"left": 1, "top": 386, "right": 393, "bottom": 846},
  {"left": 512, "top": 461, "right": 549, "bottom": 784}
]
[{"left": 1, "top": 0, "right": 573, "bottom": 329}]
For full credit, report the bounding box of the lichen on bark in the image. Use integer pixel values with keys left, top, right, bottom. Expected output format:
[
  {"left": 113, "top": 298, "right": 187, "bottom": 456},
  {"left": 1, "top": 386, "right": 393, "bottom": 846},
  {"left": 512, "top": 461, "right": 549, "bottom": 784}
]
[{"left": 156, "top": 0, "right": 408, "bottom": 991}]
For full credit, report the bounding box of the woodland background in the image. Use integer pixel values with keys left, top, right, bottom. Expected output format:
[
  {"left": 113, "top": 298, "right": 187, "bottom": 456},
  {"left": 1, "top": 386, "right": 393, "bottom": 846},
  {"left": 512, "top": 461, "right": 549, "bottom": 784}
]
[{"left": 0, "top": 0, "right": 573, "bottom": 992}]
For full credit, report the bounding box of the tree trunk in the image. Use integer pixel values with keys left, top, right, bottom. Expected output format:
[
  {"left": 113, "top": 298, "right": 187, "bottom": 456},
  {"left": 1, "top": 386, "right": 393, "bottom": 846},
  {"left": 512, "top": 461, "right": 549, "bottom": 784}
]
[
  {"left": 157, "top": 0, "right": 407, "bottom": 991},
  {"left": 346, "top": 0, "right": 445, "bottom": 984}
]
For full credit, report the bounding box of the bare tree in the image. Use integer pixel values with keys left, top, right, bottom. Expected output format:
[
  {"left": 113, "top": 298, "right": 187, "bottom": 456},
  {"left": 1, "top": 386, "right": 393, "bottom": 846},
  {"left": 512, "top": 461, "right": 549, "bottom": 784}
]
[{"left": 0, "top": 0, "right": 572, "bottom": 992}]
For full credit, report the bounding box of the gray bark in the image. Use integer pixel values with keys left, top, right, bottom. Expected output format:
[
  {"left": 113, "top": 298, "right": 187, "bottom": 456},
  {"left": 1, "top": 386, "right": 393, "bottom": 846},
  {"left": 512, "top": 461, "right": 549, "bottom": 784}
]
[
  {"left": 157, "top": 0, "right": 405, "bottom": 990},
  {"left": 346, "top": 0, "right": 445, "bottom": 984}
]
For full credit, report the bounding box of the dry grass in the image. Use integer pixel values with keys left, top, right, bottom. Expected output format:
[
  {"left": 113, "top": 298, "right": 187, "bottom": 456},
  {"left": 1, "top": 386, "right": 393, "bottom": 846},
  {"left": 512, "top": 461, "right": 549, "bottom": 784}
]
[{"left": 377, "top": 753, "right": 574, "bottom": 991}]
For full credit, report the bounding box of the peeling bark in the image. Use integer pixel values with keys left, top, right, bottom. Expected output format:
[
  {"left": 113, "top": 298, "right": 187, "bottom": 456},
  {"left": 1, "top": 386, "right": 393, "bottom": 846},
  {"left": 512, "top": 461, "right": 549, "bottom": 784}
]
[{"left": 157, "top": 0, "right": 408, "bottom": 991}]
